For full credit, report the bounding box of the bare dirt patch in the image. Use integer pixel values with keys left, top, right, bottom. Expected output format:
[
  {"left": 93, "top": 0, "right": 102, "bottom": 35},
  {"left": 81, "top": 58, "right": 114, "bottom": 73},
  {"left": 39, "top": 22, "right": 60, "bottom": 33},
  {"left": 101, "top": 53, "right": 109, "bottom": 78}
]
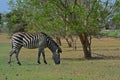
[{"left": 0, "top": 33, "right": 10, "bottom": 43}]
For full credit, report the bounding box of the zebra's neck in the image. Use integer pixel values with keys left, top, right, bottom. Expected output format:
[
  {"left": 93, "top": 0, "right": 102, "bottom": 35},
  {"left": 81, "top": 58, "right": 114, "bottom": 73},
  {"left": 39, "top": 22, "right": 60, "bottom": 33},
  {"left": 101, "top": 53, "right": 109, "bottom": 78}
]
[{"left": 46, "top": 37, "right": 59, "bottom": 52}]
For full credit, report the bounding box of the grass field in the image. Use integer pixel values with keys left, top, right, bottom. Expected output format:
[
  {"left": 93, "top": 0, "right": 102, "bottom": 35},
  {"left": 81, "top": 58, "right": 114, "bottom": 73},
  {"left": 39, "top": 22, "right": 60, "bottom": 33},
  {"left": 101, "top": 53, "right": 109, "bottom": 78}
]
[{"left": 0, "top": 33, "right": 120, "bottom": 80}]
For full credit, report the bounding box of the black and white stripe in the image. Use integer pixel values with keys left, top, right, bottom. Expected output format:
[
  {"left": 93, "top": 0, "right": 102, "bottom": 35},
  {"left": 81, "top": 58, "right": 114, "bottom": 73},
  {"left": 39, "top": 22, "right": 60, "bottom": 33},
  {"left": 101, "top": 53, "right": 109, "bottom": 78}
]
[{"left": 8, "top": 32, "right": 62, "bottom": 65}]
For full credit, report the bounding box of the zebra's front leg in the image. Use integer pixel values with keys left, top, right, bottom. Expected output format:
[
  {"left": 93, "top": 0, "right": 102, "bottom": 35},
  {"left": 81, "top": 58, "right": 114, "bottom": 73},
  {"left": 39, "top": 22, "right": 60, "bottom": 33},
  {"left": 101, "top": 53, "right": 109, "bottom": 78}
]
[
  {"left": 38, "top": 48, "right": 43, "bottom": 64},
  {"left": 42, "top": 50, "right": 47, "bottom": 64},
  {"left": 38, "top": 53, "right": 41, "bottom": 64}
]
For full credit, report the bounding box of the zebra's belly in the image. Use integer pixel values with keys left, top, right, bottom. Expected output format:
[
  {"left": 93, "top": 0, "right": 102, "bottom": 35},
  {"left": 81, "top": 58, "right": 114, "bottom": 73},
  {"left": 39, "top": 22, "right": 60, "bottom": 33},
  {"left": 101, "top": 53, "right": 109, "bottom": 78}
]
[
  {"left": 23, "top": 42, "right": 39, "bottom": 49},
  {"left": 23, "top": 46, "right": 38, "bottom": 49}
]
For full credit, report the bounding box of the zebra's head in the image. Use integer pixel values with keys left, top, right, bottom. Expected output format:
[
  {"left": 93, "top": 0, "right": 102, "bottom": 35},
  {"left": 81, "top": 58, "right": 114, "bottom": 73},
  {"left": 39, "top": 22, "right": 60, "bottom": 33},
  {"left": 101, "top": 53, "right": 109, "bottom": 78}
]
[
  {"left": 52, "top": 47, "right": 62, "bottom": 64},
  {"left": 45, "top": 34, "right": 62, "bottom": 64}
]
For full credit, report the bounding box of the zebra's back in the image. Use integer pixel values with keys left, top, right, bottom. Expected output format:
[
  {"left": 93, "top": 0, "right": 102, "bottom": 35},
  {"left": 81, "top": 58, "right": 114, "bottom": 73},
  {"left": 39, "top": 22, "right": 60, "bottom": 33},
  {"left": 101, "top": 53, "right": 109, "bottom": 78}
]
[{"left": 12, "top": 32, "right": 46, "bottom": 49}]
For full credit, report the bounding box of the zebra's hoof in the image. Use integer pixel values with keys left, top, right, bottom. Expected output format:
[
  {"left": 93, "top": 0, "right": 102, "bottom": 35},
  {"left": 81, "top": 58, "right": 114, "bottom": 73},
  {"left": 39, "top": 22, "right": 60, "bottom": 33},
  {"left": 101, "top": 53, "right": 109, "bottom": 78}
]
[
  {"left": 44, "top": 61, "right": 47, "bottom": 64},
  {"left": 18, "top": 62, "right": 21, "bottom": 65},
  {"left": 38, "top": 61, "right": 41, "bottom": 64},
  {"left": 8, "top": 61, "right": 11, "bottom": 64}
]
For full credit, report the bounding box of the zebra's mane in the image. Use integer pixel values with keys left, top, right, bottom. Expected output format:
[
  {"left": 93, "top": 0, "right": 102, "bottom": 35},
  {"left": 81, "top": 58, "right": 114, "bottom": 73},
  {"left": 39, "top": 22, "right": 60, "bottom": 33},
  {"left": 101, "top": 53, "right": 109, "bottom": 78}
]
[
  {"left": 40, "top": 32, "right": 59, "bottom": 47},
  {"left": 40, "top": 32, "right": 49, "bottom": 37}
]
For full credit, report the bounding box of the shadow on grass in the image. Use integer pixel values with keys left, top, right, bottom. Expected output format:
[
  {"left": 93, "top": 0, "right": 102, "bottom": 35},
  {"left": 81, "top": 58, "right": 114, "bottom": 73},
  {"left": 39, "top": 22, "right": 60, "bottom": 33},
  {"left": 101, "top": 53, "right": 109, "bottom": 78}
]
[
  {"left": 92, "top": 53, "right": 120, "bottom": 60},
  {"left": 61, "top": 58, "right": 85, "bottom": 61},
  {"left": 61, "top": 53, "right": 120, "bottom": 61}
]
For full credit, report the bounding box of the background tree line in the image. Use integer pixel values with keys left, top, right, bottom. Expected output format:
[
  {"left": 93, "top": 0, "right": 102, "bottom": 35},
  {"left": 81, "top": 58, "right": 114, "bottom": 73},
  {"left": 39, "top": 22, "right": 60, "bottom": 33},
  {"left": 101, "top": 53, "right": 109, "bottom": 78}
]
[{"left": 0, "top": 0, "right": 120, "bottom": 59}]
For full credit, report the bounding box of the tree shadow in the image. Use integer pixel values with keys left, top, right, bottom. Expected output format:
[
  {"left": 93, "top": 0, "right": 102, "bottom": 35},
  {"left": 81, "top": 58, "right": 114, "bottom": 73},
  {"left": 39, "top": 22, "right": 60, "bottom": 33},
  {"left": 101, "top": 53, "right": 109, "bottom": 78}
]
[
  {"left": 61, "top": 58, "right": 85, "bottom": 61},
  {"left": 61, "top": 53, "right": 120, "bottom": 61},
  {"left": 92, "top": 53, "right": 120, "bottom": 60}
]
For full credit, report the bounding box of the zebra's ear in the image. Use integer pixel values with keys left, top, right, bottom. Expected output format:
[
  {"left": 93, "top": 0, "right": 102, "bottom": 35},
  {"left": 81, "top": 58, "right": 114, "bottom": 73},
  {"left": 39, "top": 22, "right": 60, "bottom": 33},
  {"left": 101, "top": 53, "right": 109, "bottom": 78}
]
[{"left": 57, "top": 48, "right": 62, "bottom": 53}]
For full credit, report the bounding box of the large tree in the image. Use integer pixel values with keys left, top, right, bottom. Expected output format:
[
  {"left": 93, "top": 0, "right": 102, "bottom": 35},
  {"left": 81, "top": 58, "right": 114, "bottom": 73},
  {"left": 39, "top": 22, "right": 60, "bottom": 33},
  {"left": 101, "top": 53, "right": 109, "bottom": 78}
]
[
  {"left": 7, "top": 0, "right": 120, "bottom": 58},
  {"left": 48, "top": 0, "right": 119, "bottom": 58}
]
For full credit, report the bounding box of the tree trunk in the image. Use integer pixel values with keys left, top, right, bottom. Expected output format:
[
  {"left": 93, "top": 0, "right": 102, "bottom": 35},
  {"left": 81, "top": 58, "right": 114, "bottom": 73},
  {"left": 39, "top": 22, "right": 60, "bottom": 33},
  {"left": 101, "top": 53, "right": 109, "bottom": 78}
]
[
  {"left": 56, "top": 37, "right": 62, "bottom": 46},
  {"left": 69, "top": 35, "right": 76, "bottom": 50},
  {"left": 79, "top": 34, "right": 92, "bottom": 59},
  {"left": 73, "top": 36, "right": 77, "bottom": 51},
  {"left": 65, "top": 36, "right": 72, "bottom": 47}
]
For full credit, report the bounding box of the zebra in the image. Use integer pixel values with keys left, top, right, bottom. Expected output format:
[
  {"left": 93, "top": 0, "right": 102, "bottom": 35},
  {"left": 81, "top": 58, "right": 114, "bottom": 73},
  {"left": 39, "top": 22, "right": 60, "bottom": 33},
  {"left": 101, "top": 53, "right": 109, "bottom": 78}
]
[{"left": 8, "top": 32, "right": 62, "bottom": 65}]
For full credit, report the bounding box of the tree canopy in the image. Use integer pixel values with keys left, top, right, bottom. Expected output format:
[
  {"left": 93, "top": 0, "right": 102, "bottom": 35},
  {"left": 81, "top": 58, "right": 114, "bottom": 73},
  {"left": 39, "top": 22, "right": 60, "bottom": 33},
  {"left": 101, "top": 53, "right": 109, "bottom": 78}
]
[{"left": 4, "top": 0, "right": 119, "bottom": 35}]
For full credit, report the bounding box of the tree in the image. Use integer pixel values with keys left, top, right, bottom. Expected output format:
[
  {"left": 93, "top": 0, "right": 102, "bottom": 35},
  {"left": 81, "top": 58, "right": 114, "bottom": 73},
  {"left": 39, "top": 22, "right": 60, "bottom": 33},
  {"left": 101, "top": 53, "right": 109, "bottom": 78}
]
[
  {"left": 48, "top": 0, "right": 100, "bottom": 58},
  {"left": 0, "top": 13, "right": 2, "bottom": 32},
  {"left": 51, "top": 0, "right": 119, "bottom": 58},
  {"left": 0, "top": 13, "right": 1, "bottom": 24},
  {"left": 7, "top": 0, "right": 119, "bottom": 59},
  {"left": 111, "top": 1, "right": 120, "bottom": 29},
  {"left": 99, "top": 0, "right": 120, "bottom": 29},
  {"left": 5, "top": 9, "right": 27, "bottom": 34}
]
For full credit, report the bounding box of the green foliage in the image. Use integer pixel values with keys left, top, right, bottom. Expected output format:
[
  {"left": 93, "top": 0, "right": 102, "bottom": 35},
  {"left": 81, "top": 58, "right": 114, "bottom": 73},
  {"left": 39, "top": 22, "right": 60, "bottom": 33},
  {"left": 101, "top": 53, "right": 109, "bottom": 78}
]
[
  {"left": 4, "top": 9, "right": 27, "bottom": 34},
  {"left": 112, "top": 14, "right": 120, "bottom": 29},
  {"left": 101, "top": 0, "right": 120, "bottom": 29},
  {"left": 4, "top": 0, "right": 119, "bottom": 36},
  {"left": 0, "top": 13, "right": 2, "bottom": 24}
]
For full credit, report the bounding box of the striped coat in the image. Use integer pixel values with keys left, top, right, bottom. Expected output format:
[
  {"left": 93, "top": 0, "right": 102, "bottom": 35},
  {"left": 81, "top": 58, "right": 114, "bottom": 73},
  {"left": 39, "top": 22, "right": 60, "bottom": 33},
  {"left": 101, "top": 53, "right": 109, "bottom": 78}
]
[{"left": 8, "top": 32, "right": 62, "bottom": 65}]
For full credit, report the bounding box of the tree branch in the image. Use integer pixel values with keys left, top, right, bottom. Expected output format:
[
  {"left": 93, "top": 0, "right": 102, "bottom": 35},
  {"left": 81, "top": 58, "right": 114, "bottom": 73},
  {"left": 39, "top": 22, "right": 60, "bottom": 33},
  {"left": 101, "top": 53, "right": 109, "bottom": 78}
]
[{"left": 86, "top": 0, "right": 97, "bottom": 21}]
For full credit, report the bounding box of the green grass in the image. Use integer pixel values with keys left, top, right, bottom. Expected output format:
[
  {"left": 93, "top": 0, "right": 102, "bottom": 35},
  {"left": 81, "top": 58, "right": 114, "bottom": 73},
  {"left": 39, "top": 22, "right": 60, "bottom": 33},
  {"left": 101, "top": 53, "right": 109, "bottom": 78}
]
[
  {"left": 99, "top": 30, "right": 120, "bottom": 38},
  {"left": 0, "top": 34, "right": 120, "bottom": 80}
]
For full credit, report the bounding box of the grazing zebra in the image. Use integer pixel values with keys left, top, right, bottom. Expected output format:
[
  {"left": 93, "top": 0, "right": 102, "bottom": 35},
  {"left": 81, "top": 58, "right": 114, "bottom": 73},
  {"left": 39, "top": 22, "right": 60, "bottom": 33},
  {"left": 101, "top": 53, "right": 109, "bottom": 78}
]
[{"left": 8, "top": 32, "right": 62, "bottom": 65}]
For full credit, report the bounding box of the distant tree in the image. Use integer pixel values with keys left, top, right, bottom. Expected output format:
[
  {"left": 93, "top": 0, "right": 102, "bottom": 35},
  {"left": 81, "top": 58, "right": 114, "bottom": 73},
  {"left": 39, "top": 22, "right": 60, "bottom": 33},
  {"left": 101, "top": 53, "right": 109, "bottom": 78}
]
[
  {"left": 99, "top": 0, "right": 120, "bottom": 29},
  {"left": 111, "top": 1, "right": 120, "bottom": 29},
  {"left": 5, "top": 9, "right": 27, "bottom": 34},
  {"left": 0, "top": 13, "right": 1, "bottom": 24},
  {"left": 0, "top": 13, "right": 2, "bottom": 32}
]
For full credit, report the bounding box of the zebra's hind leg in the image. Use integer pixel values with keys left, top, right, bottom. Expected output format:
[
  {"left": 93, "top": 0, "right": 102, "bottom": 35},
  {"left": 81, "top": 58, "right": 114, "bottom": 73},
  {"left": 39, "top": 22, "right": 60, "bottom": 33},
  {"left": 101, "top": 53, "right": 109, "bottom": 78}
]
[
  {"left": 15, "top": 53, "right": 21, "bottom": 65},
  {"left": 15, "top": 47, "right": 22, "bottom": 65},
  {"left": 42, "top": 51, "right": 47, "bottom": 64},
  {"left": 8, "top": 50, "right": 14, "bottom": 64}
]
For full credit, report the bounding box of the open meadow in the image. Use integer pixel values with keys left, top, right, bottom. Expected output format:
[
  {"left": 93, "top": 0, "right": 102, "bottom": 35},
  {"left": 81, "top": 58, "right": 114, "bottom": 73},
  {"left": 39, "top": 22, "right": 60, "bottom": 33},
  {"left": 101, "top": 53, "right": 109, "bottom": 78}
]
[{"left": 0, "top": 33, "right": 120, "bottom": 80}]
